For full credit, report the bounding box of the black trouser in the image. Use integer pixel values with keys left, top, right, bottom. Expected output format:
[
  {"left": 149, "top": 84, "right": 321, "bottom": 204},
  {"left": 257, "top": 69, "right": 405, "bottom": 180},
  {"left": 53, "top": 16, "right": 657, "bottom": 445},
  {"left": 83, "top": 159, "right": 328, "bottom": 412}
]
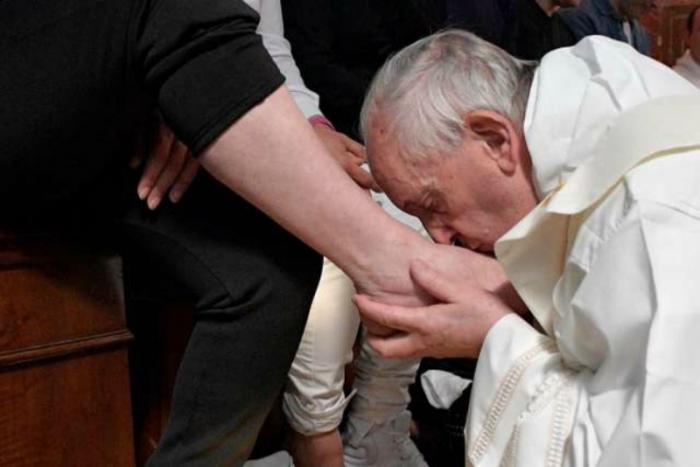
[{"left": 119, "top": 173, "right": 321, "bottom": 466}]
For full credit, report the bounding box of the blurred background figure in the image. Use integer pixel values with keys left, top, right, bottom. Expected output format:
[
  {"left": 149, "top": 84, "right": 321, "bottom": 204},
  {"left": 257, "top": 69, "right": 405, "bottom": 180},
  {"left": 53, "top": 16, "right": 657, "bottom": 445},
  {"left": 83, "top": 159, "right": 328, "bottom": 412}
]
[
  {"left": 443, "top": 0, "right": 577, "bottom": 60},
  {"left": 503, "top": 0, "right": 579, "bottom": 59},
  {"left": 559, "top": 0, "right": 653, "bottom": 54},
  {"left": 674, "top": 5, "right": 700, "bottom": 87},
  {"left": 444, "top": 0, "right": 512, "bottom": 47},
  {"left": 282, "top": 0, "right": 445, "bottom": 140}
]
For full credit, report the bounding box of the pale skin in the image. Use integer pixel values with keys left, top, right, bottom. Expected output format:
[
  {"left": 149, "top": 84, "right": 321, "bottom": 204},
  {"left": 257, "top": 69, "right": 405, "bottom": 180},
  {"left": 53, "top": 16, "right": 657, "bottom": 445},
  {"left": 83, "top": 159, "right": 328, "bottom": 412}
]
[
  {"left": 288, "top": 430, "right": 343, "bottom": 467},
  {"left": 356, "top": 259, "right": 513, "bottom": 359},
  {"left": 188, "top": 87, "right": 415, "bottom": 302},
  {"left": 135, "top": 118, "right": 375, "bottom": 209},
  {"left": 357, "top": 109, "right": 539, "bottom": 359}
]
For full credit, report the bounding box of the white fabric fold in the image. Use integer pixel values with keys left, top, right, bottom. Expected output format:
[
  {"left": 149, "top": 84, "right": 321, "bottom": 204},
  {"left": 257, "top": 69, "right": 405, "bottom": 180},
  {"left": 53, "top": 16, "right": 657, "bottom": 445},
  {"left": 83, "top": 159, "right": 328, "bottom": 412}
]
[
  {"left": 420, "top": 370, "right": 472, "bottom": 410},
  {"left": 523, "top": 36, "right": 697, "bottom": 199}
]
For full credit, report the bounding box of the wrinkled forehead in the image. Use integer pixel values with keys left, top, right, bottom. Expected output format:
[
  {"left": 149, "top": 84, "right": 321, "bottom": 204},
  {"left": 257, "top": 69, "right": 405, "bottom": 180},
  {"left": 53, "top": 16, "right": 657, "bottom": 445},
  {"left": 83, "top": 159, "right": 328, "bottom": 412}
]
[
  {"left": 365, "top": 112, "right": 397, "bottom": 171},
  {"left": 365, "top": 110, "right": 430, "bottom": 165},
  {"left": 365, "top": 114, "right": 436, "bottom": 200}
]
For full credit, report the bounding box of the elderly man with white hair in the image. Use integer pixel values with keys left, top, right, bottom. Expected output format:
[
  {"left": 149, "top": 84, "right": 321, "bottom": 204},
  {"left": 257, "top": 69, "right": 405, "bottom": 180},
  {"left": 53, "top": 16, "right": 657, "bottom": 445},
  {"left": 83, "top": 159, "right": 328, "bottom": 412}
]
[{"left": 356, "top": 30, "right": 700, "bottom": 466}]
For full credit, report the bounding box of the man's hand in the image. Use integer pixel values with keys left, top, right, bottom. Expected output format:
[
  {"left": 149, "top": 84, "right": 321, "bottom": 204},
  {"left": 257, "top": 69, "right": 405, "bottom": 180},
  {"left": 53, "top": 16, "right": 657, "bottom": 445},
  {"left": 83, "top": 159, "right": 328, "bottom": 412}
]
[
  {"left": 313, "top": 124, "right": 378, "bottom": 190},
  {"left": 355, "top": 259, "right": 513, "bottom": 359},
  {"left": 356, "top": 236, "right": 528, "bottom": 350},
  {"left": 137, "top": 123, "right": 200, "bottom": 210},
  {"left": 454, "top": 247, "right": 529, "bottom": 315},
  {"left": 418, "top": 243, "right": 528, "bottom": 314},
  {"left": 351, "top": 241, "right": 526, "bottom": 336}
]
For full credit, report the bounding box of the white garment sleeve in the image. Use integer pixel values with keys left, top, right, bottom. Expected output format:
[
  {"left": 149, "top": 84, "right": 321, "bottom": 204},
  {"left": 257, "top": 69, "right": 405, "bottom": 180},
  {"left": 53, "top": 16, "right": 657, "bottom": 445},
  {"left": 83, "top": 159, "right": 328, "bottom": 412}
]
[
  {"left": 466, "top": 200, "right": 700, "bottom": 467},
  {"left": 256, "top": 0, "right": 322, "bottom": 119},
  {"left": 466, "top": 314, "right": 577, "bottom": 467}
]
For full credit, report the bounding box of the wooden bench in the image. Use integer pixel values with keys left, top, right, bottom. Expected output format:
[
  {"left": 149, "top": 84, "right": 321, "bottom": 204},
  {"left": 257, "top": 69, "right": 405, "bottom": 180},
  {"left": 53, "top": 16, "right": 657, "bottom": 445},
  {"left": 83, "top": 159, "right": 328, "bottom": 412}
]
[{"left": 0, "top": 231, "right": 134, "bottom": 466}]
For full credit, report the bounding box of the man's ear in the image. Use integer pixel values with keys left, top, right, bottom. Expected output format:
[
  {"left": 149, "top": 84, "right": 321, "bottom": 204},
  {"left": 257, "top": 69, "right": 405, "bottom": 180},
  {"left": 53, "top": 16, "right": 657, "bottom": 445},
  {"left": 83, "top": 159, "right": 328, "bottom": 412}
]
[{"left": 464, "top": 110, "right": 520, "bottom": 175}]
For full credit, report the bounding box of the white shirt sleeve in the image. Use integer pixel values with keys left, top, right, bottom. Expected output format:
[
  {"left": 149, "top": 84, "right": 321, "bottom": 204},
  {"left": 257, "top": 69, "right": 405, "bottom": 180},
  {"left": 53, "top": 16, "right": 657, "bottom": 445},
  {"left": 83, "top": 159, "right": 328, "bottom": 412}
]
[
  {"left": 466, "top": 188, "right": 700, "bottom": 466},
  {"left": 254, "top": 0, "right": 322, "bottom": 119},
  {"left": 466, "top": 314, "right": 578, "bottom": 467}
]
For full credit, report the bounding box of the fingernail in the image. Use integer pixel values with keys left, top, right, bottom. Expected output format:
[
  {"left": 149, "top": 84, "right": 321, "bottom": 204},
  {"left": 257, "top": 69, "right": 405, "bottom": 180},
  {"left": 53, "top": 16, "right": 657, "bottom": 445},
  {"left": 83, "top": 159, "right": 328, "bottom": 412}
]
[
  {"left": 169, "top": 190, "right": 181, "bottom": 203},
  {"left": 147, "top": 196, "right": 160, "bottom": 210},
  {"left": 138, "top": 185, "right": 150, "bottom": 200}
]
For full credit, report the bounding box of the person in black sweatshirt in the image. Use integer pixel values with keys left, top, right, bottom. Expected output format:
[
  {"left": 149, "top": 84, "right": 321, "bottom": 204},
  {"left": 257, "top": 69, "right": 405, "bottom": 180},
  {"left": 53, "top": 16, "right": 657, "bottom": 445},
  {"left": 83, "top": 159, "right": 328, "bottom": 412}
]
[{"left": 282, "top": 0, "right": 445, "bottom": 141}]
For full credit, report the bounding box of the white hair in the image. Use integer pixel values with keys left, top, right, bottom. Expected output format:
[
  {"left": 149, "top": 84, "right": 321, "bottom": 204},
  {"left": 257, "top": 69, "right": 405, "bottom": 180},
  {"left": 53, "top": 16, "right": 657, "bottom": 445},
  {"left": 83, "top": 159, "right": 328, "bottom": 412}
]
[{"left": 360, "top": 30, "right": 536, "bottom": 160}]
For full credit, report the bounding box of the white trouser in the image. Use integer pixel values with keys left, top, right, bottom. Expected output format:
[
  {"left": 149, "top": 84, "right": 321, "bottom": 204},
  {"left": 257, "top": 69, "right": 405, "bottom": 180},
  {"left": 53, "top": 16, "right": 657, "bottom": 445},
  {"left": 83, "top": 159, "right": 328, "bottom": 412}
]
[
  {"left": 283, "top": 191, "right": 424, "bottom": 435},
  {"left": 282, "top": 257, "right": 419, "bottom": 435}
]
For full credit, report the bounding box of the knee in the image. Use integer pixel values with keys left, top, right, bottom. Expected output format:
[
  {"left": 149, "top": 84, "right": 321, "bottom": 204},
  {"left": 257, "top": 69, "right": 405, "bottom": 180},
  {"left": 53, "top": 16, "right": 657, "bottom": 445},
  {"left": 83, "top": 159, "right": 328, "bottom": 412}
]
[
  {"left": 197, "top": 246, "right": 322, "bottom": 325},
  {"left": 282, "top": 383, "right": 350, "bottom": 436}
]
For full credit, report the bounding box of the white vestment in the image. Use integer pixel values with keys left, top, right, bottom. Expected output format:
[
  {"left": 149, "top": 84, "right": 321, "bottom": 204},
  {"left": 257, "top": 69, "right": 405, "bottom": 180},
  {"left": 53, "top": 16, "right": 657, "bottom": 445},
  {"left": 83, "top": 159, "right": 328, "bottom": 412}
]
[{"left": 465, "top": 36, "right": 700, "bottom": 467}]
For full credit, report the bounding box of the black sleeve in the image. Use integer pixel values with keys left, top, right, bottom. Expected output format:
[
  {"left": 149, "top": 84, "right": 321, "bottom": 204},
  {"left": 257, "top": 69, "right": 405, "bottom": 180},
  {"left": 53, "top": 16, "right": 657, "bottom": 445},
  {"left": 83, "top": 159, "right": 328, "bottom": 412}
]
[
  {"left": 506, "top": 0, "right": 550, "bottom": 60},
  {"left": 136, "top": 0, "right": 285, "bottom": 154},
  {"left": 550, "top": 13, "right": 576, "bottom": 51},
  {"left": 505, "top": 0, "right": 577, "bottom": 60},
  {"left": 445, "top": 0, "right": 506, "bottom": 47},
  {"left": 281, "top": 0, "right": 368, "bottom": 138},
  {"left": 557, "top": 7, "right": 597, "bottom": 42}
]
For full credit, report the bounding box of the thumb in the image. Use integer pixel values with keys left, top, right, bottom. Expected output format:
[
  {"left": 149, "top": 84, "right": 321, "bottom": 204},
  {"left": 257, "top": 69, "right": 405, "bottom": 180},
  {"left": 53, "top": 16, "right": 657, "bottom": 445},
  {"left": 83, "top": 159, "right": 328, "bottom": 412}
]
[{"left": 410, "top": 259, "right": 460, "bottom": 303}]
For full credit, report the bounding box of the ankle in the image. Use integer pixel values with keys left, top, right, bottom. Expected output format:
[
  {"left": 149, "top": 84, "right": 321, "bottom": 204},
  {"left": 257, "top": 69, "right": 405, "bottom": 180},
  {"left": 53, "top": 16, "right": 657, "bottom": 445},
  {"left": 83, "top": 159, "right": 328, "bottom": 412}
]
[{"left": 288, "top": 429, "right": 344, "bottom": 467}]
